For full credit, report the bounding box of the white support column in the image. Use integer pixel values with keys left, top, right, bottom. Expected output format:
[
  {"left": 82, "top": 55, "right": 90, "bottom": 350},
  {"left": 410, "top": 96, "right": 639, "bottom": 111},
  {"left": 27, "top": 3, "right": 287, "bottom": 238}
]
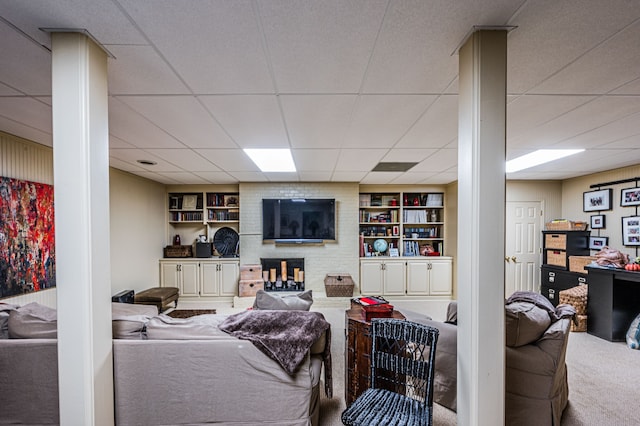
[
  {"left": 51, "top": 32, "right": 113, "bottom": 425},
  {"left": 457, "top": 29, "right": 507, "bottom": 426}
]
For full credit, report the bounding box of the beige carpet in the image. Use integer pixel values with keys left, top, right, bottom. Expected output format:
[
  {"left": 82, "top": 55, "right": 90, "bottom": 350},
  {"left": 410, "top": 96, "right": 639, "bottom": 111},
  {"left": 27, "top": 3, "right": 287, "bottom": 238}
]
[{"left": 315, "top": 305, "right": 640, "bottom": 426}]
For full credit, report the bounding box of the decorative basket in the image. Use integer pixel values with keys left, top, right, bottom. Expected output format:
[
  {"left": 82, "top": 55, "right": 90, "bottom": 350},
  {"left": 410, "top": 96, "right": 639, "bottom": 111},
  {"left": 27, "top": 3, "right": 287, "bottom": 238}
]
[
  {"left": 569, "top": 256, "right": 596, "bottom": 274},
  {"left": 545, "top": 220, "right": 588, "bottom": 231},
  {"left": 163, "top": 245, "right": 193, "bottom": 258},
  {"left": 324, "top": 273, "right": 355, "bottom": 297}
]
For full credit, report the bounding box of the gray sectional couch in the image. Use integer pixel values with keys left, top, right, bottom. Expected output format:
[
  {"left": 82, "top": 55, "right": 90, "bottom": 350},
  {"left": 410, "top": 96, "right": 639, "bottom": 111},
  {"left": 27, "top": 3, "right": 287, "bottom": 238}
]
[{"left": 0, "top": 302, "right": 328, "bottom": 425}]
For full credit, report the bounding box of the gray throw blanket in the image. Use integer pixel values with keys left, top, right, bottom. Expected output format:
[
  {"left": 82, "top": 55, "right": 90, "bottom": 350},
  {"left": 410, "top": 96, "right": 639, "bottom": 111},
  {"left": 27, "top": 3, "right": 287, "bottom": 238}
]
[
  {"left": 506, "top": 290, "right": 576, "bottom": 323},
  {"left": 218, "top": 310, "right": 332, "bottom": 398}
]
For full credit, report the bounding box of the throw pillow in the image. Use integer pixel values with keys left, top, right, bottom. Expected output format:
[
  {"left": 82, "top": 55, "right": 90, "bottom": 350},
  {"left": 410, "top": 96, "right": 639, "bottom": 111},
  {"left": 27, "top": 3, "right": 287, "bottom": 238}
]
[
  {"left": 111, "top": 302, "right": 158, "bottom": 340},
  {"left": 0, "top": 303, "right": 19, "bottom": 339},
  {"left": 253, "top": 289, "right": 313, "bottom": 311},
  {"left": 626, "top": 313, "right": 640, "bottom": 350},
  {"left": 8, "top": 302, "right": 57, "bottom": 339},
  {"left": 505, "top": 301, "right": 551, "bottom": 347}
]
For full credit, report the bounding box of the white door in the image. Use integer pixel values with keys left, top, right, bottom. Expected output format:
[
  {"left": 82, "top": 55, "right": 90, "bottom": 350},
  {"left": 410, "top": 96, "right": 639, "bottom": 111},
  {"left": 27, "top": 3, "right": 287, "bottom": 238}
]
[
  {"left": 429, "top": 259, "right": 453, "bottom": 295},
  {"left": 505, "top": 201, "right": 542, "bottom": 298},
  {"left": 360, "top": 261, "right": 383, "bottom": 294},
  {"left": 200, "top": 262, "right": 219, "bottom": 296},
  {"left": 180, "top": 262, "right": 200, "bottom": 297},
  {"left": 219, "top": 261, "right": 239, "bottom": 296},
  {"left": 406, "top": 260, "right": 430, "bottom": 295},
  {"left": 383, "top": 261, "right": 406, "bottom": 295}
]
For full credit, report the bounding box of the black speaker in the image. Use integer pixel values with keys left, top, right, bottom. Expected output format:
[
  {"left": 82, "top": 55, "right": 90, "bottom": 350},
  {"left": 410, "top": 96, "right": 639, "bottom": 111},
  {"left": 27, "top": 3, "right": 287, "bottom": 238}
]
[
  {"left": 195, "top": 242, "right": 213, "bottom": 258},
  {"left": 112, "top": 289, "right": 134, "bottom": 304}
]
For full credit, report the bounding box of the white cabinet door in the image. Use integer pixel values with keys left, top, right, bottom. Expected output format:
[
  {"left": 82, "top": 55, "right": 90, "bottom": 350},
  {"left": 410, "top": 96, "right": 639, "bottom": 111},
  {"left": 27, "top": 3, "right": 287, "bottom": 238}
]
[
  {"left": 429, "top": 259, "right": 452, "bottom": 295},
  {"left": 383, "top": 260, "right": 406, "bottom": 295},
  {"left": 360, "top": 261, "right": 383, "bottom": 294},
  {"left": 180, "top": 262, "right": 200, "bottom": 297},
  {"left": 160, "top": 261, "right": 180, "bottom": 288},
  {"left": 219, "top": 261, "right": 239, "bottom": 296},
  {"left": 200, "top": 262, "right": 219, "bottom": 296},
  {"left": 406, "top": 260, "right": 430, "bottom": 295}
]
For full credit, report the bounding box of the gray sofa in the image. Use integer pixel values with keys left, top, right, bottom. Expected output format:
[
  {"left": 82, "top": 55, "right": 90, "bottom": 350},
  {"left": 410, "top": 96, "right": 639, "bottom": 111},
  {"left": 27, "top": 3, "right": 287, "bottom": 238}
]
[
  {"left": 0, "top": 302, "right": 327, "bottom": 426},
  {"left": 402, "top": 296, "right": 574, "bottom": 426}
]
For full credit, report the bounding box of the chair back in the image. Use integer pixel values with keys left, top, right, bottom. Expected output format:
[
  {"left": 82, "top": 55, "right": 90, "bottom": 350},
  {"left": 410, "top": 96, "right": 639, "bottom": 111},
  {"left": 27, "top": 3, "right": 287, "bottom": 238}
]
[{"left": 370, "top": 318, "right": 439, "bottom": 407}]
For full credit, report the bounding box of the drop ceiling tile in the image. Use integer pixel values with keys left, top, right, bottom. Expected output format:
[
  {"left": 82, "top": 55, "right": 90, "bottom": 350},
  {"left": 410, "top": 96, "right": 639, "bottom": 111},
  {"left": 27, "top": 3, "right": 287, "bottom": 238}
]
[
  {"left": 145, "top": 149, "right": 221, "bottom": 172},
  {"left": 109, "top": 135, "right": 135, "bottom": 149},
  {"left": 107, "top": 45, "right": 190, "bottom": 95},
  {"left": 360, "top": 172, "right": 403, "bottom": 185},
  {"left": 119, "top": 0, "right": 274, "bottom": 93},
  {"left": 507, "top": 0, "right": 640, "bottom": 94},
  {"left": 506, "top": 95, "right": 596, "bottom": 142},
  {"left": 200, "top": 95, "right": 288, "bottom": 148},
  {"left": 0, "top": 0, "right": 147, "bottom": 47},
  {"left": 0, "top": 82, "right": 21, "bottom": 96},
  {"left": 292, "top": 149, "right": 340, "bottom": 171},
  {"left": 108, "top": 157, "right": 145, "bottom": 173},
  {"left": 421, "top": 172, "right": 458, "bottom": 185},
  {"left": 108, "top": 98, "right": 185, "bottom": 149},
  {"left": 195, "top": 149, "right": 259, "bottom": 171},
  {"left": 298, "top": 171, "right": 334, "bottom": 181},
  {"left": 280, "top": 95, "right": 357, "bottom": 149},
  {"left": 109, "top": 148, "right": 182, "bottom": 172},
  {"left": 331, "top": 171, "right": 367, "bottom": 182},
  {"left": 531, "top": 21, "right": 640, "bottom": 95},
  {"left": 395, "top": 95, "right": 457, "bottom": 149},
  {"left": 390, "top": 172, "right": 437, "bottom": 185},
  {"left": 0, "top": 116, "right": 51, "bottom": 146},
  {"left": 380, "top": 149, "right": 437, "bottom": 163},
  {"left": 192, "top": 171, "right": 238, "bottom": 184},
  {"left": 259, "top": 0, "right": 387, "bottom": 93},
  {"left": 117, "top": 96, "right": 235, "bottom": 148},
  {"left": 0, "top": 20, "right": 49, "bottom": 96},
  {"left": 344, "top": 95, "right": 434, "bottom": 148},
  {"left": 411, "top": 149, "right": 458, "bottom": 172},
  {"left": 228, "top": 171, "right": 269, "bottom": 182},
  {"left": 0, "top": 97, "right": 52, "bottom": 134},
  {"left": 156, "top": 172, "right": 210, "bottom": 185},
  {"left": 612, "top": 77, "right": 640, "bottom": 95},
  {"left": 264, "top": 172, "right": 299, "bottom": 182},
  {"left": 601, "top": 133, "right": 640, "bottom": 149},
  {"left": 559, "top": 111, "right": 640, "bottom": 149},
  {"left": 334, "top": 149, "right": 386, "bottom": 171},
  {"left": 132, "top": 171, "right": 182, "bottom": 184}
]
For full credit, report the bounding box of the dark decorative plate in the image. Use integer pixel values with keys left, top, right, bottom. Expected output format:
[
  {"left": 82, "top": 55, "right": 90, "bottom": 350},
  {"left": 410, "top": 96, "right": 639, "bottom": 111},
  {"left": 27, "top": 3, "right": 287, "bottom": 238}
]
[{"left": 213, "top": 227, "right": 239, "bottom": 257}]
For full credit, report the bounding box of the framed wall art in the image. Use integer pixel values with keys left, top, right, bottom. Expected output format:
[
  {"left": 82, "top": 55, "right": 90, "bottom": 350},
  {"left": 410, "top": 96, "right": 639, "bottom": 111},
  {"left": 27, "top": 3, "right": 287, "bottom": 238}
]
[
  {"left": 589, "top": 236, "right": 608, "bottom": 250},
  {"left": 622, "top": 216, "right": 640, "bottom": 246},
  {"left": 590, "top": 214, "right": 606, "bottom": 229},
  {"left": 583, "top": 188, "right": 612, "bottom": 212},
  {"left": 620, "top": 187, "right": 640, "bottom": 207}
]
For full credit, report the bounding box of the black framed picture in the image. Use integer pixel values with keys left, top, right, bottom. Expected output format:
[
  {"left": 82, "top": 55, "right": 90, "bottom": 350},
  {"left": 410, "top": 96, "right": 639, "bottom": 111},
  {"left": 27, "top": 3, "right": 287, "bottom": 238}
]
[
  {"left": 622, "top": 216, "right": 640, "bottom": 246},
  {"left": 583, "top": 188, "right": 612, "bottom": 212},
  {"left": 620, "top": 187, "right": 640, "bottom": 207},
  {"left": 589, "top": 236, "right": 608, "bottom": 250},
  {"left": 590, "top": 214, "right": 606, "bottom": 229}
]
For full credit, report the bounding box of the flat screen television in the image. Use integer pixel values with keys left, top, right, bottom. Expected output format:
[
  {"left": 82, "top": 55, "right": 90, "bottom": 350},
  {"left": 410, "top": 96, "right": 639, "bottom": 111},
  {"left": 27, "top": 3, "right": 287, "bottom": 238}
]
[{"left": 262, "top": 198, "right": 336, "bottom": 243}]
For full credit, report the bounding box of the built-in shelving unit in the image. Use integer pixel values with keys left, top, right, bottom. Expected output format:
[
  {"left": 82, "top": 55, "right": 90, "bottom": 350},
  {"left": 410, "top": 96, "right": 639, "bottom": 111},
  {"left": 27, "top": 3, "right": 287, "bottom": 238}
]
[{"left": 359, "top": 191, "right": 444, "bottom": 257}]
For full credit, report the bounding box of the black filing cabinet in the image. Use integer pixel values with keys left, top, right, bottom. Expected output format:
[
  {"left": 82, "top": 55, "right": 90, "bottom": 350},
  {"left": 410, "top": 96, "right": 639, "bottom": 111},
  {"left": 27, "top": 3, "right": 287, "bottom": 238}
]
[{"left": 541, "top": 266, "right": 588, "bottom": 306}]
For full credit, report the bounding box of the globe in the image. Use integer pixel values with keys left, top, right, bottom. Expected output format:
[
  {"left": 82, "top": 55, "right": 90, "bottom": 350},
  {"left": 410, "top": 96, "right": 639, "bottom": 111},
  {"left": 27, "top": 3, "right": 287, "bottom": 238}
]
[{"left": 373, "top": 238, "right": 388, "bottom": 254}]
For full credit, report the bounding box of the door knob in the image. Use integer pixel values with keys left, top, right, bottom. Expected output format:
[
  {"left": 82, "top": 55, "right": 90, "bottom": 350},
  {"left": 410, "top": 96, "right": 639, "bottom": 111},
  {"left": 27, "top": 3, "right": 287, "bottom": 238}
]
[
  {"left": 511, "top": 256, "right": 517, "bottom": 262},
  {"left": 504, "top": 256, "right": 510, "bottom": 262}
]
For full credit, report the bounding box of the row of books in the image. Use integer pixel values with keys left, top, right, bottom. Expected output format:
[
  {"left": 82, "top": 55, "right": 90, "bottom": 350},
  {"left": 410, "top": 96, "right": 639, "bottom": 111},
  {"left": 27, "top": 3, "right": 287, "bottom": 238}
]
[
  {"left": 170, "top": 211, "right": 203, "bottom": 222},
  {"left": 360, "top": 210, "right": 399, "bottom": 223},
  {"left": 207, "top": 209, "right": 239, "bottom": 221}
]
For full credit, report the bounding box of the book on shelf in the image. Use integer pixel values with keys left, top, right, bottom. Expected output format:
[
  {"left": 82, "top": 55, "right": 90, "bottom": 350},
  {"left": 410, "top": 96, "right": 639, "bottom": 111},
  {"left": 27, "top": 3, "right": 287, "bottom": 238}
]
[
  {"left": 426, "top": 193, "right": 443, "bottom": 207},
  {"left": 359, "top": 194, "right": 371, "bottom": 207}
]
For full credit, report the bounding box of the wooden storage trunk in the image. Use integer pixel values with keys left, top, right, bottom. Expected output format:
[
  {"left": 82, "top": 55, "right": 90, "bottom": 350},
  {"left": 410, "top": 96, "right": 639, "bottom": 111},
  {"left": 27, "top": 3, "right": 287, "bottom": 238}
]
[
  {"left": 240, "top": 264, "right": 262, "bottom": 280},
  {"left": 239, "top": 279, "right": 264, "bottom": 297},
  {"left": 324, "top": 273, "right": 355, "bottom": 297},
  {"left": 546, "top": 250, "right": 567, "bottom": 268},
  {"left": 545, "top": 233, "right": 567, "bottom": 250},
  {"left": 163, "top": 245, "right": 193, "bottom": 258},
  {"left": 569, "top": 256, "right": 596, "bottom": 274}
]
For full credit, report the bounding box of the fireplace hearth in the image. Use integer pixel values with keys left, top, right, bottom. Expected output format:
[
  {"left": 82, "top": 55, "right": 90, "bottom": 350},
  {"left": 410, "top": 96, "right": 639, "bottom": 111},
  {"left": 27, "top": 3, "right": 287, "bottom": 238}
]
[{"left": 260, "top": 258, "right": 304, "bottom": 291}]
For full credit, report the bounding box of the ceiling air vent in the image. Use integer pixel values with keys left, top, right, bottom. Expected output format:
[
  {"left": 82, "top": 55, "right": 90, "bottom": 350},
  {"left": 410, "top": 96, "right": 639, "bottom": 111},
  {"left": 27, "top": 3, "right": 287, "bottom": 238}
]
[{"left": 371, "top": 162, "right": 418, "bottom": 172}]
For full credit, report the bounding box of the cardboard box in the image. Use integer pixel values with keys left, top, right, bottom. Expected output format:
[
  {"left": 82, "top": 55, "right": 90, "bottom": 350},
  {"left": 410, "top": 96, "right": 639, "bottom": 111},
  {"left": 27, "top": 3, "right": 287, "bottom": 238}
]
[{"left": 239, "top": 279, "right": 264, "bottom": 297}]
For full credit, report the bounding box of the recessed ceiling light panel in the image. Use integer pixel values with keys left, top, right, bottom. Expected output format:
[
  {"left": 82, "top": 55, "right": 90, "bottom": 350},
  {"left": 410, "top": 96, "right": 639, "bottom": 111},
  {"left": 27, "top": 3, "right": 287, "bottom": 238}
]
[
  {"left": 244, "top": 149, "right": 296, "bottom": 172},
  {"left": 506, "top": 149, "right": 584, "bottom": 173}
]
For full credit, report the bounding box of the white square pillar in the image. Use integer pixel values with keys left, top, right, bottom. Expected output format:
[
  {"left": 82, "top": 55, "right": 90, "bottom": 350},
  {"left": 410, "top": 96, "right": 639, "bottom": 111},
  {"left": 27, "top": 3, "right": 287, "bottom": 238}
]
[
  {"left": 51, "top": 31, "right": 113, "bottom": 425},
  {"left": 457, "top": 29, "right": 507, "bottom": 426}
]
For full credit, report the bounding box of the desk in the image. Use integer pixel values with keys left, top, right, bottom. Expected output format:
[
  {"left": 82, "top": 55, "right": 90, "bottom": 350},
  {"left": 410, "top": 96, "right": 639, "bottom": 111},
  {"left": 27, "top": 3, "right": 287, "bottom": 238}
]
[
  {"left": 586, "top": 266, "right": 640, "bottom": 341},
  {"left": 344, "top": 303, "right": 405, "bottom": 405}
]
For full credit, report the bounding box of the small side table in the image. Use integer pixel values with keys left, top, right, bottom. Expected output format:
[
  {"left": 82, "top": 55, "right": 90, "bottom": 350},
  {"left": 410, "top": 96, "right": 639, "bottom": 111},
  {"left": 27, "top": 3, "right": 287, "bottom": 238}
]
[{"left": 344, "top": 302, "right": 405, "bottom": 405}]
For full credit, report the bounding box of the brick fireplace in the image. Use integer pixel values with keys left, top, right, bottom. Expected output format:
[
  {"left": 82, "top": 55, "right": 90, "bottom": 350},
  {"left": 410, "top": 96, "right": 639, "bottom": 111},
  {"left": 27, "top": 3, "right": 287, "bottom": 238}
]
[{"left": 260, "top": 258, "right": 304, "bottom": 291}]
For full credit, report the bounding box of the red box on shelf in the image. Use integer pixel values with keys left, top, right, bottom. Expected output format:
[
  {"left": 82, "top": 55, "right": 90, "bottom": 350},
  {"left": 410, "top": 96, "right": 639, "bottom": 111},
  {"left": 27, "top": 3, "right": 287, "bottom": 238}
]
[{"left": 361, "top": 303, "right": 394, "bottom": 322}]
